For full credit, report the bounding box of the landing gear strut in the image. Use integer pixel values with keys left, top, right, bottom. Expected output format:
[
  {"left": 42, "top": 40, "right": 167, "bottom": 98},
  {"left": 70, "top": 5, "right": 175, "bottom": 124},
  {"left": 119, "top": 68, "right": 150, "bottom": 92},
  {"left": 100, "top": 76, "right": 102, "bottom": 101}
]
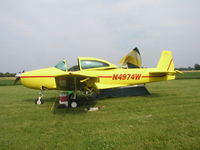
[
  {"left": 68, "top": 77, "right": 79, "bottom": 108},
  {"left": 35, "top": 91, "right": 44, "bottom": 105}
]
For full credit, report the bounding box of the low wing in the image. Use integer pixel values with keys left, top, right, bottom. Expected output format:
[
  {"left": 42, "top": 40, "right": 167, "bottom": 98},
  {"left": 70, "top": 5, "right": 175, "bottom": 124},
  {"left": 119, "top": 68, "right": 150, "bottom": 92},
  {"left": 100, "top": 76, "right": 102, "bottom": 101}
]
[
  {"left": 55, "top": 71, "right": 129, "bottom": 93},
  {"left": 55, "top": 72, "right": 100, "bottom": 93}
]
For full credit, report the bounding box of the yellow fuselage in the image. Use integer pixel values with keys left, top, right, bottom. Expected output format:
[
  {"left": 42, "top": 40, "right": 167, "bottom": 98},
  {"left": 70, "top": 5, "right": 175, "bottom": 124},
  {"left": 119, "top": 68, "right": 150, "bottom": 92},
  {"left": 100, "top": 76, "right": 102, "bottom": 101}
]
[
  {"left": 20, "top": 51, "right": 177, "bottom": 90},
  {"left": 20, "top": 67, "right": 175, "bottom": 90},
  {"left": 20, "top": 67, "right": 64, "bottom": 89}
]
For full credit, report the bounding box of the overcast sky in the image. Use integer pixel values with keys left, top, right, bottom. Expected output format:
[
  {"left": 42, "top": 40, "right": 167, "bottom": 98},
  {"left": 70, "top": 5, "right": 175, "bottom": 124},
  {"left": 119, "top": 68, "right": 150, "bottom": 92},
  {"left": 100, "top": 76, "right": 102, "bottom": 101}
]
[{"left": 0, "top": 0, "right": 200, "bottom": 73}]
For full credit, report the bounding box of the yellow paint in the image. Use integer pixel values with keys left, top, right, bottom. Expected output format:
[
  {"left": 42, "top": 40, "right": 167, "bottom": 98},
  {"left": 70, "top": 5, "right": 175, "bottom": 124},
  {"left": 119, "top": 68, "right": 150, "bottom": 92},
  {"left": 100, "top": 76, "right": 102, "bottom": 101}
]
[
  {"left": 20, "top": 67, "right": 67, "bottom": 89},
  {"left": 20, "top": 51, "right": 180, "bottom": 92}
]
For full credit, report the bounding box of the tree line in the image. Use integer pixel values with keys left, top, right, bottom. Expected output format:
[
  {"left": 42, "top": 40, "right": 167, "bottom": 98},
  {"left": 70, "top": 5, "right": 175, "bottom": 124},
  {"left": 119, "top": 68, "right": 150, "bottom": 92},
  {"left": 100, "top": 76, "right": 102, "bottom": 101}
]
[
  {"left": 0, "top": 72, "right": 16, "bottom": 77},
  {"left": 176, "top": 64, "right": 200, "bottom": 71}
]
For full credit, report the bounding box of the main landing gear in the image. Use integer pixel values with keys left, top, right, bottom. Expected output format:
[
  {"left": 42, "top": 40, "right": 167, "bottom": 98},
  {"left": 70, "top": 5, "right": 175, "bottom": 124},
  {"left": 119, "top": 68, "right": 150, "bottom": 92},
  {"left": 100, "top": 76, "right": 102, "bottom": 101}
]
[
  {"left": 35, "top": 91, "right": 44, "bottom": 105},
  {"left": 57, "top": 93, "right": 79, "bottom": 108},
  {"left": 68, "top": 94, "right": 78, "bottom": 108}
]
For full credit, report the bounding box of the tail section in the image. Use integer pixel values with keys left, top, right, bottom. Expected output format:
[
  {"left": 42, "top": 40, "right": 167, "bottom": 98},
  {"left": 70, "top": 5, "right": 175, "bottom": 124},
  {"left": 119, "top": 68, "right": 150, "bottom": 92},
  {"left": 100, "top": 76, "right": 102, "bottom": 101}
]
[
  {"left": 150, "top": 51, "right": 182, "bottom": 82},
  {"left": 157, "top": 51, "right": 174, "bottom": 72}
]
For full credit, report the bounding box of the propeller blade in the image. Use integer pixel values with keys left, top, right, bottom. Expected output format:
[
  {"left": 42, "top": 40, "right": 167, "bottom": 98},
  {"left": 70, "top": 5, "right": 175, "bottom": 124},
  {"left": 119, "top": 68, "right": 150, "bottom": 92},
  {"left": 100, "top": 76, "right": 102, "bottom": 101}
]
[
  {"left": 13, "top": 71, "right": 24, "bottom": 85},
  {"left": 14, "top": 76, "right": 21, "bottom": 85}
]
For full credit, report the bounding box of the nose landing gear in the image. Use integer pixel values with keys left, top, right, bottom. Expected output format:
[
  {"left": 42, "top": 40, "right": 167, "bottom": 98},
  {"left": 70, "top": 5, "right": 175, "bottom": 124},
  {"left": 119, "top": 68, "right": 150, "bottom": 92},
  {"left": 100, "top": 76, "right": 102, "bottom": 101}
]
[{"left": 35, "top": 91, "right": 44, "bottom": 105}]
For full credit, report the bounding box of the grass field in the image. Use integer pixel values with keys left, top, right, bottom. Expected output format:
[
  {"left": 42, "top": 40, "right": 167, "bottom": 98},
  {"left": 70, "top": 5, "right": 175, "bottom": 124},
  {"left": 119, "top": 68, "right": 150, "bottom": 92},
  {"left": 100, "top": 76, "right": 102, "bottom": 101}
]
[
  {"left": 176, "top": 71, "right": 200, "bottom": 79},
  {"left": 0, "top": 77, "right": 21, "bottom": 86},
  {"left": 0, "top": 73, "right": 200, "bottom": 150}
]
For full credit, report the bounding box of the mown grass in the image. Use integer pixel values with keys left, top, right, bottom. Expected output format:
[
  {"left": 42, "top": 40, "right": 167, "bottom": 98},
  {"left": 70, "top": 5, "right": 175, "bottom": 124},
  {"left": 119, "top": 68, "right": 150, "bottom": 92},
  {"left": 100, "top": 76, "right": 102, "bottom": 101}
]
[
  {"left": 0, "top": 77, "right": 21, "bottom": 86},
  {"left": 176, "top": 71, "right": 200, "bottom": 79},
  {"left": 0, "top": 76, "right": 200, "bottom": 150}
]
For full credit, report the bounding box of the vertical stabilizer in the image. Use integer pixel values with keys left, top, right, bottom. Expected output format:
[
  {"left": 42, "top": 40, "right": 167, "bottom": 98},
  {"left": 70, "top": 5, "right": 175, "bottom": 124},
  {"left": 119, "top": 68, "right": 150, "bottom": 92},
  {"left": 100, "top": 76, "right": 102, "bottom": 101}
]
[{"left": 157, "top": 51, "right": 174, "bottom": 71}]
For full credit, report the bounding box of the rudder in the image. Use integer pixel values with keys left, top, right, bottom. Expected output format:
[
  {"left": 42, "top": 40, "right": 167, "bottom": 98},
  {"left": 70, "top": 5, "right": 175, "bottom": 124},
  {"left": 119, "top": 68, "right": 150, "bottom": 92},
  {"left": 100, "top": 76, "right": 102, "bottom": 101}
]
[{"left": 157, "top": 51, "right": 174, "bottom": 72}]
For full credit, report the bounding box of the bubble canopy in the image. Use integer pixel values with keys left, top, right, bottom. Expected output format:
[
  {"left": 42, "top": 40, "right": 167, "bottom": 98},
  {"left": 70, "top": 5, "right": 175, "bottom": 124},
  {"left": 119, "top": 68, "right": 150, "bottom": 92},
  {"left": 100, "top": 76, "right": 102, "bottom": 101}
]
[{"left": 55, "top": 57, "right": 117, "bottom": 71}]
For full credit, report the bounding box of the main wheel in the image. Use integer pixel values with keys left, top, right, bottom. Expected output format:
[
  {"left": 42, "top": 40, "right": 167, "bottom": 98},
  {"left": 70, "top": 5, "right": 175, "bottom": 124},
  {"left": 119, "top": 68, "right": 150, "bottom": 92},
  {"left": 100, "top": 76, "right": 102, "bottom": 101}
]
[{"left": 69, "top": 100, "right": 78, "bottom": 108}]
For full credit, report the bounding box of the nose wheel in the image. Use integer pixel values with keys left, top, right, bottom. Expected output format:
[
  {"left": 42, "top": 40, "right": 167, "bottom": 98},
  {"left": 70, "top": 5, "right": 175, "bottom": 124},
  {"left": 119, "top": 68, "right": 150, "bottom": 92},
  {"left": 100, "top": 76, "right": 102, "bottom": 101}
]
[{"left": 35, "top": 91, "right": 44, "bottom": 105}]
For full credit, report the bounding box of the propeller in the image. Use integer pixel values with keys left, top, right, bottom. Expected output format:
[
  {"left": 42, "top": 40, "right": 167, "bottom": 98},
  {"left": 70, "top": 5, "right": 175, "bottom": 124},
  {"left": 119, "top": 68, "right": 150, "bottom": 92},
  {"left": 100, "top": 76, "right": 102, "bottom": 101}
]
[{"left": 14, "top": 70, "right": 25, "bottom": 85}]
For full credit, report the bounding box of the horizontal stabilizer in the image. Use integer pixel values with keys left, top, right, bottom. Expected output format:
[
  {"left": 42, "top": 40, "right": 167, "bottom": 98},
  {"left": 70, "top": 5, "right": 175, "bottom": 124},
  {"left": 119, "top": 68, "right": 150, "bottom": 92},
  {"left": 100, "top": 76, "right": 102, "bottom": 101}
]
[{"left": 149, "top": 71, "right": 176, "bottom": 75}]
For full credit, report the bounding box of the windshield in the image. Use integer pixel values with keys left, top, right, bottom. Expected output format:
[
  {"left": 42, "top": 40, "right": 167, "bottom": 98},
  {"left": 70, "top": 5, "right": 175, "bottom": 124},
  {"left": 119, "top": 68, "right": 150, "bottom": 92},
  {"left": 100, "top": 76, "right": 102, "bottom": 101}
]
[{"left": 54, "top": 60, "right": 67, "bottom": 71}]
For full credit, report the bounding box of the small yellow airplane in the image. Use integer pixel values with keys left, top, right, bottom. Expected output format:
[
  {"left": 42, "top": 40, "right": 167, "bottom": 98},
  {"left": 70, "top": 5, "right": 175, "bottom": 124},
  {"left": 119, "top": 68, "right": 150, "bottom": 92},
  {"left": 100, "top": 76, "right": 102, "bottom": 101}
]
[{"left": 16, "top": 48, "right": 181, "bottom": 107}]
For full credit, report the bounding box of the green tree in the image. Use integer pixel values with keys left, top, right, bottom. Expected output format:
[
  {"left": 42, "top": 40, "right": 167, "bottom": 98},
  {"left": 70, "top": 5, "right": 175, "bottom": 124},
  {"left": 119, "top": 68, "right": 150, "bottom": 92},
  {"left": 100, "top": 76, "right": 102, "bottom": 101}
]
[
  {"left": 194, "top": 64, "right": 200, "bottom": 70},
  {"left": 0, "top": 72, "right": 16, "bottom": 77}
]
